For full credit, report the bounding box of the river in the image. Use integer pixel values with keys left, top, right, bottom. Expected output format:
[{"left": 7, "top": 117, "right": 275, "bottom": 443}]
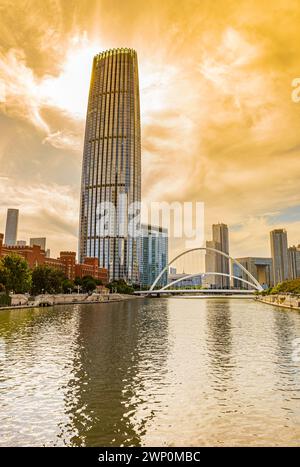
[{"left": 0, "top": 298, "right": 299, "bottom": 446}]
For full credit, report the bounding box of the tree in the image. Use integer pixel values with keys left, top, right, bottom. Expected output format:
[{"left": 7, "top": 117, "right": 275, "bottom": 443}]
[
  {"left": 270, "top": 279, "right": 300, "bottom": 295},
  {"left": 62, "top": 279, "right": 74, "bottom": 294},
  {"left": 31, "top": 265, "right": 67, "bottom": 295},
  {"left": 0, "top": 262, "right": 8, "bottom": 291},
  {"left": 0, "top": 254, "right": 31, "bottom": 293},
  {"left": 81, "top": 275, "right": 97, "bottom": 293},
  {"left": 107, "top": 279, "right": 134, "bottom": 294}
]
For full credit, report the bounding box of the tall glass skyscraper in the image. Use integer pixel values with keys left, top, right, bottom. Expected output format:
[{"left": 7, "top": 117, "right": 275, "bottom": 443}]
[
  {"left": 79, "top": 48, "right": 141, "bottom": 283},
  {"left": 270, "top": 229, "right": 289, "bottom": 284},
  {"left": 139, "top": 224, "right": 168, "bottom": 288},
  {"left": 4, "top": 208, "right": 19, "bottom": 246},
  {"left": 205, "top": 223, "right": 230, "bottom": 288}
]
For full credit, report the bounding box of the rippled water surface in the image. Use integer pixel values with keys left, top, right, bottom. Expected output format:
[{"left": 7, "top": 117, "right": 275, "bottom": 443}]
[{"left": 0, "top": 298, "right": 299, "bottom": 446}]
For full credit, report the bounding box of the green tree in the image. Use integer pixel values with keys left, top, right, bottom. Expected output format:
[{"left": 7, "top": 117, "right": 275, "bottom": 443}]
[
  {"left": 270, "top": 279, "right": 300, "bottom": 295},
  {"left": 62, "top": 279, "right": 74, "bottom": 294},
  {"left": 48, "top": 268, "right": 66, "bottom": 293},
  {"left": 31, "top": 265, "right": 67, "bottom": 295},
  {"left": 0, "top": 262, "right": 8, "bottom": 291},
  {"left": 107, "top": 279, "right": 134, "bottom": 294},
  {"left": 81, "top": 275, "right": 97, "bottom": 293},
  {"left": 0, "top": 254, "right": 32, "bottom": 293}
]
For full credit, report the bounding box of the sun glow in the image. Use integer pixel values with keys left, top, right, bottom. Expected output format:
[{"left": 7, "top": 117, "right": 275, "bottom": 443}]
[{"left": 40, "top": 35, "right": 101, "bottom": 118}]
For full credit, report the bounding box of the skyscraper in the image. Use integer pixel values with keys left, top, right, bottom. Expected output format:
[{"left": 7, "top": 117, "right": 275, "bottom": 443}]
[
  {"left": 270, "top": 229, "right": 289, "bottom": 284},
  {"left": 205, "top": 223, "right": 230, "bottom": 288},
  {"left": 233, "top": 257, "right": 273, "bottom": 289},
  {"left": 79, "top": 48, "right": 141, "bottom": 283},
  {"left": 288, "top": 245, "right": 300, "bottom": 280},
  {"left": 30, "top": 237, "right": 46, "bottom": 251},
  {"left": 139, "top": 224, "right": 168, "bottom": 288},
  {"left": 212, "top": 223, "right": 230, "bottom": 288},
  {"left": 204, "top": 240, "right": 221, "bottom": 288},
  {"left": 4, "top": 208, "right": 19, "bottom": 246}
]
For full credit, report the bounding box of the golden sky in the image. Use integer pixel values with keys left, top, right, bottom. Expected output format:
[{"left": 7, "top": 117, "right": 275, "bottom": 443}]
[{"left": 0, "top": 0, "right": 300, "bottom": 261}]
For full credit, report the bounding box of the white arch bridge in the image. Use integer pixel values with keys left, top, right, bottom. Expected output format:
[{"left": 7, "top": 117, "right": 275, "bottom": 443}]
[{"left": 135, "top": 247, "right": 263, "bottom": 297}]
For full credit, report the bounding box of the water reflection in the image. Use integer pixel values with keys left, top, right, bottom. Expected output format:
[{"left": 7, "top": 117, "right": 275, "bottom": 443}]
[
  {"left": 206, "top": 300, "right": 233, "bottom": 383},
  {"left": 59, "top": 299, "right": 169, "bottom": 446},
  {"left": 273, "top": 310, "right": 300, "bottom": 431},
  {"left": 0, "top": 298, "right": 299, "bottom": 446}
]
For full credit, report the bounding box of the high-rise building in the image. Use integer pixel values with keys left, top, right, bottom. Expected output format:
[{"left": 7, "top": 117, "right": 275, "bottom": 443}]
[
  {"left": 30, "top": 237, "right": 46, "bottom": 251},
  {"left": 139, "top": 224, "right": 168, "bottom": 288},
  {"left": 79, "top": 48, "right": 141, "bottom": 283},
  {"left": 204, "top": 240, "right": 222, "bottom": 288},
  {"left": 288, "top": 245, "right": 300, "bottom": 280},
  {"left": 17, "top": 240, "right": 26, "bottom": 246},
  {"left": 205, "top": 223, "right": 230, "bottom": 288},
  {"left": 233, "top": 257, "right": 273, "bottom": 289},
  {"left": 270, "top": 229, "right": 289, "bottom": 284},
  {"left": 4, "top": 208, "right": 19, "bottom": 246}
]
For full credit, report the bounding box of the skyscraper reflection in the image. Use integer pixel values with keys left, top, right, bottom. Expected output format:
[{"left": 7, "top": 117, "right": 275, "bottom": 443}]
[{"left": 60, "top": 300, "right": 169, "bottom": 446}]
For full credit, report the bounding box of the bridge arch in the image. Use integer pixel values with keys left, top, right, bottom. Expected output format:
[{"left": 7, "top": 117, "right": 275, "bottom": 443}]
[{"left": 150, "top": 247, "right": 263, "bottom": 292}]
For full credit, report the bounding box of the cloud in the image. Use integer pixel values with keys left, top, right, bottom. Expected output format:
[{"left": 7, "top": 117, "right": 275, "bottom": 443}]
[
  {"left": 42, "top": 130, "right": 82, "bottom": 151},
  {"left": 0, "top": 0, "right": 300, "bottom": 262},
  {"left": 0, "top": 48, "right": 50, "bottom": 132},
  {"left": 0, "top": 179, "right": 78, "bottom": 256},
  {"left": 0, "top": 34, "right": 98, "bottom": 148}
]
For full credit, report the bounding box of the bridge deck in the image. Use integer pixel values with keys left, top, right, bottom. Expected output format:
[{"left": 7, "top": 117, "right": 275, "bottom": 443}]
[{"left": 135, "top": 289, "right": 256, "bottom": 296}]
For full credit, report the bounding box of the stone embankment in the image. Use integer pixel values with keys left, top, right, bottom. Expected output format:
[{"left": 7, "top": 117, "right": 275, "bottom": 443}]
[
  {"left": 1, "top": 293, "right": 141, "bottom": 310},
  {"left": 257, "top": 294, "right": 300, "bottom": 310}
]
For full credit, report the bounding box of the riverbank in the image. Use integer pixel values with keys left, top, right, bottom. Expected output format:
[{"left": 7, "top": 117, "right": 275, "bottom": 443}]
[
  {"left": 0, "top": 292, "right": 143, "bottom": 311},
  {"left": 257, "top": 293, "right": 300, "bottom": 311}
]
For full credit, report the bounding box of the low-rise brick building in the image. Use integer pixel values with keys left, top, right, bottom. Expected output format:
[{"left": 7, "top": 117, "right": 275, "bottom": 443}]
[{"left": 0, "top": 233, "right": 108, "bottom": 284}]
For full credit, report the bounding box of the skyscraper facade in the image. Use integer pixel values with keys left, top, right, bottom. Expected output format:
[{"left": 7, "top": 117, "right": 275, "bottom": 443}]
[
  {"left": 139, "top": 224, "right": 168, "bottom": 288},
  {"left": 79, "top": 48, "right": 141, "bottom": 283},
  {"left": 30, "top": 237, "right": 46, "bottom": 251},
  {"left": 4, "top": 208, "right": 19, "bottom": 246},
  {"left": 270, "top": 229, "right": 289, "bottom": 284},
  {"left": 288, "top": 245, "right": 300, "bottom": 280},
  {"left": 233, "top": 257, "right": 273, "bottom": 289},
  {"left": 204, "top": 240, "right": 221, "bottom": 288},
  {"left": 205, "top": 223, "right": 230, "bottom": 288}
]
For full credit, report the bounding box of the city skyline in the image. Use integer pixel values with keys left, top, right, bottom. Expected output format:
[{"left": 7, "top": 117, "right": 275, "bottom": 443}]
[{"left": 0, "top": 1, "right": 300, "bottom": 261}]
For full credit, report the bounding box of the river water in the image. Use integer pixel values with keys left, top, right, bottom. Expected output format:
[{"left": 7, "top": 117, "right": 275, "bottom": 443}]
[{"left": 0, "top": 298, "right": 299, "bottom": 446}]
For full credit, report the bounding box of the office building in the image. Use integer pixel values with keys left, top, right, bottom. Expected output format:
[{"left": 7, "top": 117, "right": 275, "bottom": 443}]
[
  {"left": 30, "top": 237, "right": 46, "bottom": 251},
  {"left": 270, "top": 229, "right": 289, "bottom": 284},
  {"left": 4, "top": 208, "right": 19, "bottom": 246},
  {"left": 79, "top": 48, "right": 141, "bottom": 283},
  {"left": 168, "top": 272, "right": 202, "bottom": 288},
  {"left": 288, "top": 245, "right": 300, "bottom": 280},
  {"left": 139, "top": 224, "right": 168, "bottom": 288},
  {"left": 233, "top": 257, "right": 273, "bottom": 289},
  {"left": 205, "top": 223, "right": 230, "bottom": 288},
  {"left": 17, "top": 240, "right": 26, "bottom": 247}
]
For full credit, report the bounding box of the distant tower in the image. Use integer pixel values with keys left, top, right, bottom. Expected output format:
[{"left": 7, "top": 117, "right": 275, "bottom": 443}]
[
  {"left": 79, "top": 48, "right": 141, "bottom": 283},
  {"left": 205, "top": 223, "right": 230, "bottom": 288},
  {"left": 4, "top": 208, "right": 19, "bottom": 246},
  {"left": 270, "top": 229, "right": 289, "bottom": 284},
  {"left": 30, "top": 237, "right": 46, "bottom": 251},
  {"left": 288, "top": 245, "right": 300, "bottom": 280}
]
